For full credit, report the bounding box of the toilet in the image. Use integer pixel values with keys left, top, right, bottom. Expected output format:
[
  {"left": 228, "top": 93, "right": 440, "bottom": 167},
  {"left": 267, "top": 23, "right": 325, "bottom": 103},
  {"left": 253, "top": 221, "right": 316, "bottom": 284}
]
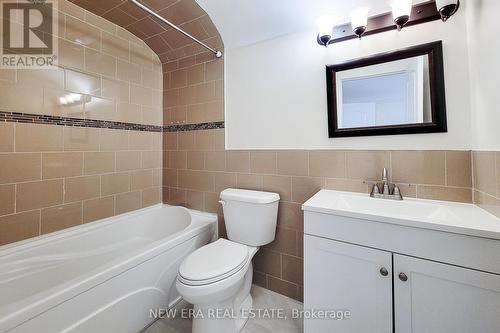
[{"left": 175, "top": 188, "right": 280, "bottom": 333}]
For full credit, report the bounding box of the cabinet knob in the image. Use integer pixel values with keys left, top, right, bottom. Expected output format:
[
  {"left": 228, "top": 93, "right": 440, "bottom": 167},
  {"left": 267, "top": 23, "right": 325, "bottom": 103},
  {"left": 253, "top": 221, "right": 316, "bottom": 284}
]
[
  {"left": 379, "top": 267, "right": 389, "bottom": 276},
  {"left": 399, "top": 272, "right": 408, "bottom": 282}
]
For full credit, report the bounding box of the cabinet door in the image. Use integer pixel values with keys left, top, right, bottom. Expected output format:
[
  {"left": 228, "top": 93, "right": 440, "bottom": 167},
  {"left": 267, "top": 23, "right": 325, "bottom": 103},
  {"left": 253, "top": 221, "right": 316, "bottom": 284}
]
[
  {"left": 394, "top": 254, "right": 500, "bottom": 333},
  {"left": 304, "top": 235, "right": 393, "bottom": 333}
]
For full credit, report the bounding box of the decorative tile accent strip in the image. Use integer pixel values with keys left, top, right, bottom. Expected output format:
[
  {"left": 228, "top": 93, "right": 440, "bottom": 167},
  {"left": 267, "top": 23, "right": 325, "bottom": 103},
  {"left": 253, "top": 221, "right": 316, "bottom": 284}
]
[
  {"left": 0, "top": 111, "right": 162, "bottom": 132},
  {"left": 0, "top": 111, "right": 224, "bottom": 132},
  {"left": 163, "top": 121, "right": 225, "bottom": 132}
]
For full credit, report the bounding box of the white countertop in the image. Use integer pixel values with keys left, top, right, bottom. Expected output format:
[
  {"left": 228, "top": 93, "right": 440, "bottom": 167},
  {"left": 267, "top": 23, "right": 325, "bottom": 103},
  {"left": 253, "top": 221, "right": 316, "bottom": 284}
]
[{"left": 302, "top": 190, "right": 500, "bottom": 240}]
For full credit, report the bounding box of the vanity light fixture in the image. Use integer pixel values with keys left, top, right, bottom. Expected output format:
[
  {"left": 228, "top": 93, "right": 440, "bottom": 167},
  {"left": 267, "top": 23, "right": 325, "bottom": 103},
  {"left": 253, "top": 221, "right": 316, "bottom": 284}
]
[
  {"left": 435, "top": 0, "right": 460, "bottom": 22},
  {"left": 391, "top": 0, "right": 412, "bottom": 31},
  {"left": 317, "top": 1, "right": 443, "bottom": 46},
  {"left": 350, "top": 7, "right": 369, "bottom": 39},
  {"left": 316, "top": 15, "right": 335, "bottom": 47}
]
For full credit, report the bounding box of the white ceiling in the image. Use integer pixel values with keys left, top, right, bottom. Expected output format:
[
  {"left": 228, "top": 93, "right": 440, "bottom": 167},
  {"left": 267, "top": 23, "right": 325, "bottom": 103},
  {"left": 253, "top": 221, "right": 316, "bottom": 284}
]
[{"left": 196, "top": 0, "right": 420, "bottom": 49}]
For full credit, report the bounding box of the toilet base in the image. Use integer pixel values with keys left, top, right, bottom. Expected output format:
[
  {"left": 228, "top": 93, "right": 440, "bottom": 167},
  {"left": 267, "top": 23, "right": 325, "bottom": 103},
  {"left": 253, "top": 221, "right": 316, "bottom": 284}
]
[
  {"left": 191, "top": 266, "right": 254, "bottom": 333},
  {"left": 191, "top": 293, "right": 252, "bottom": 333}
]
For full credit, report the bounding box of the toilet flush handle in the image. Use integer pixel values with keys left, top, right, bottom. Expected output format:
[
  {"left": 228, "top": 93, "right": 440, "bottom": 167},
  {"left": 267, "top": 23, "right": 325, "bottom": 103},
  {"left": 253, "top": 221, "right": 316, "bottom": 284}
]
[{"left": 218, "top": 200, "right": 226, "bottom": 206}]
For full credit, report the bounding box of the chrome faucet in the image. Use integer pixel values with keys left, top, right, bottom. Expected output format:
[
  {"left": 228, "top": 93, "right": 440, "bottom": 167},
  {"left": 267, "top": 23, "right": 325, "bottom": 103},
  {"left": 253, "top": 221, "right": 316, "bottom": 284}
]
[{"left": 370, "top": 168, "right": 403, "bottom": 200}]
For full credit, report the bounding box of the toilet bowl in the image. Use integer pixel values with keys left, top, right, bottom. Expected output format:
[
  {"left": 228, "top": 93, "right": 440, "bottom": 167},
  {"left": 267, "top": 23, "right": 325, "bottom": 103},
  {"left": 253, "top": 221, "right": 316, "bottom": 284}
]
[{"left": 175, "top": 189, "right": 280, "bottom": 333}]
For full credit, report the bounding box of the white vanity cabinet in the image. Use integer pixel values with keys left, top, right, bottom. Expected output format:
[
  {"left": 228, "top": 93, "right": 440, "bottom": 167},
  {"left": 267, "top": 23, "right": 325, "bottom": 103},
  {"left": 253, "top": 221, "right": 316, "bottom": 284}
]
[
  {"left": 303, "top": 190, "right": 500, "bottom": 333},
  {"left": 304, "top": 235, "right": 393, "bottom": 333},
  {"left": 393, "top": 254, "right": 500, "bottom": 333}
]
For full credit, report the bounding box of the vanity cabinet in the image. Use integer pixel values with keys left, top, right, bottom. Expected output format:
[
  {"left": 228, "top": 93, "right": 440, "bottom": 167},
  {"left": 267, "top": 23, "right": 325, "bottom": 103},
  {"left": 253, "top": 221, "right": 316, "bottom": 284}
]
[
  {"left": 305, "top": 235, "right": 500, "bottom": 333},
  {"left": 304, "top": 235, "right": 393, "bottom": 333},
  {"left": 394, "top": 254, "right": 500, "bottom": 333},
  {"left": 303, "top": 190, "right": 500, "bottom": 333}
]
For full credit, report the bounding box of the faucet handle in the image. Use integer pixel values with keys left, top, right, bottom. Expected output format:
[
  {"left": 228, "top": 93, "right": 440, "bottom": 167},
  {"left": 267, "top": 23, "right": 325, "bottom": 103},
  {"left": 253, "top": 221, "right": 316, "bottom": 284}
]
[
  {"left": 370, "top": 183, "right": 380, "bottom": 197},
  {"left": 393, "top": 185, "right": 403, "bottom": 200}
]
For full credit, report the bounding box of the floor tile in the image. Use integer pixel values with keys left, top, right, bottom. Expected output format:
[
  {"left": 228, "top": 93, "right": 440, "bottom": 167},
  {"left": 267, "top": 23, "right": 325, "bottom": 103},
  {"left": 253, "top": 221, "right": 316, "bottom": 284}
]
[{"left": 141, "top": 285, "right": 303, "bottom": 333}]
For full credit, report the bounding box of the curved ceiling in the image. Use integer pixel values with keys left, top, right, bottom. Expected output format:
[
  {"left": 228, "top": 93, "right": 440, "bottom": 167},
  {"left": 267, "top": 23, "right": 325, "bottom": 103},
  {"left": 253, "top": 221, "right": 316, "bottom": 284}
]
[
  {"left": 196, "top": 0, "right": 428, "bottom": 49},
  {"left": 70, "top": 0, "right": 222, "bottom": 62}
]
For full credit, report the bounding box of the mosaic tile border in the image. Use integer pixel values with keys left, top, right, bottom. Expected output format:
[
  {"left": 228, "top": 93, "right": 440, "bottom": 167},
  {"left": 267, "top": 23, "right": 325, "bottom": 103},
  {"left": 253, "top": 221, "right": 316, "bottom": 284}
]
[
  {"left": 163, "top": 121, "right": 225, "bottom": 132},
  {"left": 0, "top": 111, "right": 224, "bottom": 133}
]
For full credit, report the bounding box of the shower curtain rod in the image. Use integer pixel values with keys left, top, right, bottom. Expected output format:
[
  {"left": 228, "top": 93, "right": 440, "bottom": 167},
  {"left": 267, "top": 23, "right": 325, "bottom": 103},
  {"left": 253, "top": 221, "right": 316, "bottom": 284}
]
[{"left": 129, "top": 0, "right": 223, "bottom": 58}]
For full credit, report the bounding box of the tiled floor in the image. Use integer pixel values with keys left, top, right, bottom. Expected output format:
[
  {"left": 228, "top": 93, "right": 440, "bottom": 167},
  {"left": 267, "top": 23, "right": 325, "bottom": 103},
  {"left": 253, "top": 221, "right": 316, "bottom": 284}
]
[{"left": 142, "top": 285, "right": 303, "bottom": 333}]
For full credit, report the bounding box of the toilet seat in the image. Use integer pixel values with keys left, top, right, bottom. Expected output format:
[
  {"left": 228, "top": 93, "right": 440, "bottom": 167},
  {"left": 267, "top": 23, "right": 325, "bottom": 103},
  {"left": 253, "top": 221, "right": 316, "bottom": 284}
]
[{"left": 178, "top": 239, "right": 249, "bottom": 286}]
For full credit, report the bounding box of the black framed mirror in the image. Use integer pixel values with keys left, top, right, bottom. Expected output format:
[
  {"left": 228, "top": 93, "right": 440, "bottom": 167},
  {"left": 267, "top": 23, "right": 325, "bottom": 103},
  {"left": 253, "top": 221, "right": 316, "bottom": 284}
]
[{"left": 326, "top": 41, "right": 447, "bottom": 138}]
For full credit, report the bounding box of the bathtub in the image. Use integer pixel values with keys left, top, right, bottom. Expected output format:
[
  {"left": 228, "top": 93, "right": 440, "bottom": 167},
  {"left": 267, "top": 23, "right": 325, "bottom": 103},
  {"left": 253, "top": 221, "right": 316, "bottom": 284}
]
[{"left": 0, "top": 205, "right": 217, "bottom": 333}]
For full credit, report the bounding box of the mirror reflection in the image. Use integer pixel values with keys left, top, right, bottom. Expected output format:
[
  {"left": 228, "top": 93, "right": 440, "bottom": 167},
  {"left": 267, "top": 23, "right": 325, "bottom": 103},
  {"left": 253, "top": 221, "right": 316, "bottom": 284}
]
[{"left": 337, "top": 55, "right": 432, "bottom": 129}]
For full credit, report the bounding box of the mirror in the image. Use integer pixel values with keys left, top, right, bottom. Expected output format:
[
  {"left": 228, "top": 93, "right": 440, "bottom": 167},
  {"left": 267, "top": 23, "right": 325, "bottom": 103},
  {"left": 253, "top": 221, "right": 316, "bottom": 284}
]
[{"left": 326, "top": 41, "right": 447, "bottom": 137}]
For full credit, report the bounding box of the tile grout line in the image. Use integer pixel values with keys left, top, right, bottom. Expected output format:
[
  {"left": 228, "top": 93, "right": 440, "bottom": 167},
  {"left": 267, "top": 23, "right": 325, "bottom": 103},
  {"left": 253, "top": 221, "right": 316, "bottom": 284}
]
[
  {"left": 38, "top": 209, "right": 42, "bottom": 236},
  {"left": 444, "top": 151, "right": 448, "bottom": 187},
  {"left": 471, "top": 151, "right": 476, "bottom": 203},
  {"left": 495, "top": 152, "right": 499, "bottom": 199}
]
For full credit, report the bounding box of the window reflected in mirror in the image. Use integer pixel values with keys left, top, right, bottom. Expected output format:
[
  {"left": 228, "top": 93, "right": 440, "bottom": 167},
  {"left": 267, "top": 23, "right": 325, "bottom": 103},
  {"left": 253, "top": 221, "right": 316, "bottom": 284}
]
[
  {"left": 327, "top": 41, "right": 447, "bottom": 137},
  {"left": 339, "top": 55, "right": 431, "bottom": 129}
]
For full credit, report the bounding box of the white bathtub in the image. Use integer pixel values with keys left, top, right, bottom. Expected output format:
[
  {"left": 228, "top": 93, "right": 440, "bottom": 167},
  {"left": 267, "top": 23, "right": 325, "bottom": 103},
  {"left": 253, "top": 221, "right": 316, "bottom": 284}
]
[{"left": 0, "top": 205, "right": 217, "bottom": 333}]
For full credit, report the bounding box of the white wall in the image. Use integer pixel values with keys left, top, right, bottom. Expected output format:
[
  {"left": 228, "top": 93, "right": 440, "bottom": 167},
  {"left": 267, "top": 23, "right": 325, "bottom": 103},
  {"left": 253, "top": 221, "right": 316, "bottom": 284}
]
[
  {"left": 465, "top": 0, "right": 500, "bottom": 151},
  {"left": 225, "top": 11, "right": 472, "bottom": 150},
  {"left": 196, "top": 0, "right": 400, "bottom": 50}
]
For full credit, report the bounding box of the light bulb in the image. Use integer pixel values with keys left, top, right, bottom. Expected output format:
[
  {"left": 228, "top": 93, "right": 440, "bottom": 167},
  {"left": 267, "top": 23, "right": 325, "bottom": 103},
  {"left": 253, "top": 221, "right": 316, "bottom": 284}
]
[
  {"left": 350, "top": 7, "right": 369, "bottom": 39},
  {"left": 392, "top": 0, "right": 412, "bottom": 19},
  {"left": 392, "top": 0, "right": 412, "bottom": 31},
  {"left": 316, "top": 15, "right": 335, "bottom": 46}
]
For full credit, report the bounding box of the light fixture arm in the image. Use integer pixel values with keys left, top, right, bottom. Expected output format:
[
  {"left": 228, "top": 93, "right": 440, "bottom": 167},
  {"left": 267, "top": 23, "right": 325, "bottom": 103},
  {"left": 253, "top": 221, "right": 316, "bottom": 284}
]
[
  {"left": 394, "top": 15, "right": 410, "bottom": 31},
  {"left": 317, "top": 34, "right": 331, "bottom": 47}
]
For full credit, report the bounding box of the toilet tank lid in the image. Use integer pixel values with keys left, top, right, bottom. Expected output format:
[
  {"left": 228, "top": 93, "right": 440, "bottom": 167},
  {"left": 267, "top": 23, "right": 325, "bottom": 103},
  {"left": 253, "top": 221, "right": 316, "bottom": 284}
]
[{"left": 220, "top": 188, "right": 280, "bottom": 204}]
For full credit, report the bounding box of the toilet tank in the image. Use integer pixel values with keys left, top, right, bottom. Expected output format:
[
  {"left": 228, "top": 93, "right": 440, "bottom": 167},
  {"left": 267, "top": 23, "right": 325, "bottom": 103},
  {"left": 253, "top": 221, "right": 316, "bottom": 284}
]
[{"left": 219, "top": 189, "right": 280, "bottom": 246}]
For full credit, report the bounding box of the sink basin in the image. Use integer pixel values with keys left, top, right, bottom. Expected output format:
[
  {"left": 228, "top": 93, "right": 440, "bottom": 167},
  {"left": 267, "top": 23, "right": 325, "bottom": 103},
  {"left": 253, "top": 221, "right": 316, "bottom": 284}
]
[
  {"left": 335, "top": 193, "right": 461, "bottom": 223},
  {"left": 302, "top": 190, "right": 500, "bottom": 239}
]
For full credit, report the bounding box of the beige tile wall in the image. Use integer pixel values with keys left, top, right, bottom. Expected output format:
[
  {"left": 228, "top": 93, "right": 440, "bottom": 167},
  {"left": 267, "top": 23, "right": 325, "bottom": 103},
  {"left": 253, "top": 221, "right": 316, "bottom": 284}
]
[
  {"left": 0, "top": 0, "right": 163, "bottom": 125},
  {"left": 160, "top": 23, "right": 224, "bottom": 125},
  {"left": 0, "top": 122, "right": 162, "bottom": 246},
  {"left": 0, "top": 1, "right": 163, "bottom": 246},
  {"left": 473, "top": 151, "right": 500, "bottom": 218},
  {"left": 163, "top": 55, "right": 224, "bottom": 125},
  {"left": 162, "top": 128, "right": 473, "bottom": 301}
]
